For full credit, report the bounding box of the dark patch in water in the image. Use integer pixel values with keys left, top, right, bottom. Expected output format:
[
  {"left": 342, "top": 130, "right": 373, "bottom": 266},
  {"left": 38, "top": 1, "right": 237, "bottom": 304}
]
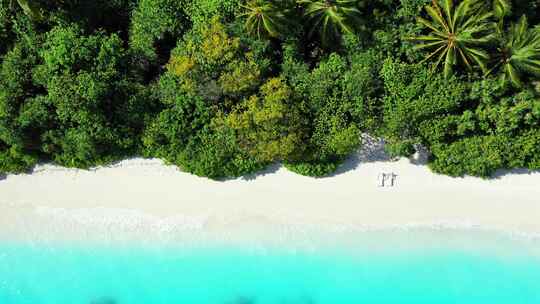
[
  {"left": 226, "top": 296, "right": 256, "bottom": 304},
  {"left": 90, "top": 297, "right": 116, "bottom": 304},
  {"left": 225, "top": 296, "right": 316, "bottom": 304}
]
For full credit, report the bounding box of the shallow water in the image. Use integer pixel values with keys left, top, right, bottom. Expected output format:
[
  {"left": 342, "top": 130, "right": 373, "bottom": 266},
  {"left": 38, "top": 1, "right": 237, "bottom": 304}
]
[{"left": 1, "top": 231, "right": 540, "bottom": 304}]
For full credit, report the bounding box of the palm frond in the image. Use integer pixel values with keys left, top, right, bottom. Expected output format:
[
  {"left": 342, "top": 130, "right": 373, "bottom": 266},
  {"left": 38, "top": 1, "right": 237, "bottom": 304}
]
[
  {"left": 299, "top": 0, "right": 363, "bottom": 46},
  {"left": 241, "top": 0, "right": 290, "bottom": 39},
  {"left": 495, "top": 15, "right": 540, "bottom": 88},
  {"left": 15, "top": 0, "right": 43, "bottom": 20},
  {"left": 493, "top": 0, "right": 511, "bottom": 19},
  {"left": 410, "top": 0, "right": 495, "bottom": 77}
]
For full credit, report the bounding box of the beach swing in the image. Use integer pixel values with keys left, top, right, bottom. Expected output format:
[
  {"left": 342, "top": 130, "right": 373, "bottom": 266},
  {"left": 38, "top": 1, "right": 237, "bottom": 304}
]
[
  {"left": 389, "top": 172, "right": 397, "bottom": 187},
  {"left": 377, "top": 173, "right": 386, "bottom": 187},
  {"left": 378, "top": 172, "right": 397, "bottom": 187}
]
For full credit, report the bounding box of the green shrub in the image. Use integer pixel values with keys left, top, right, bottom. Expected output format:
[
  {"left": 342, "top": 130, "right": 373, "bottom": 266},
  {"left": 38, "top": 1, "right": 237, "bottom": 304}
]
[
  {"left": 385, "top": 140, "right": 416, "bottom": 158},
  {"left": 0, "top": 40, "right": 42, "bottom": 173},
  {"left": 380, "top": 58, "right": 467, "bottom": 156},
  {"left": 142, "top": 18, "right": 271, "bottom": 179},
  {"left": 429, "top": 136, "right": 505, "bottom": 177},
  {"left": 129, "top": 0, "right": 190, "bottom": 61},
  {"left": 284, "top": 160, "right": 341, "bottom": 177},
  {"left": 186, "top": 0, "right": 241, "bottom": 29},
  {"left": 176, "top": 126, "right": 266, "bottom": 179},
  {"left": 225, "top": 77, "right": 308, "bottom": 163},
  {"left": 32, "top": 23, "right": 138, "bottom": 168},
  {"left": 0, "top": 4, "right": 14, "bottom": 56},
  {"left": 0, "top": 144, "right": 38, "bottom": 173},
  {"left": 506, "top": 129, "right": 540, "bottom": 170},
  {"left": 281, "top": 49, "right": 372, "bottom": 176}
]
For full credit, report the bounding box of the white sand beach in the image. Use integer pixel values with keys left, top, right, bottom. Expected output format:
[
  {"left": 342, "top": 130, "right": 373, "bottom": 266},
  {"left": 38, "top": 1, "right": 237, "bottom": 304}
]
[{"left": 1, "top": 136, "right": 540, "bottom": 246}]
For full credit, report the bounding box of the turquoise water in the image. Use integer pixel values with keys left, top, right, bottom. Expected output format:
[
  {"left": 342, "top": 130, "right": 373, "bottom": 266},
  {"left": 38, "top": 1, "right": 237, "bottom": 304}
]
[{"left": 1, "top": 236, "right": 540, "bottom": 304}]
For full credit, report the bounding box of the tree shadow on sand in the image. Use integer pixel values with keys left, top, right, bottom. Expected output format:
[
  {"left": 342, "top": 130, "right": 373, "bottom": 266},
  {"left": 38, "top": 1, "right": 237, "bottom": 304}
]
[
  {"left": 408, "top": 144, "right": 430, "bottom": 166},
  {"left": 218, "top": 162, "right": 281, "bottom": 182},
  {"left": 328, "top": 134, "right": 540, "bottom": 179},
  {"left": 240, "top": 162, "right": 281, "bottom": 181},
  {"left": 329, "top": 134, "right": 394, "bottom": 177},
  {"left": 491, "top": 167, "right": 540, "bottom": 179}
]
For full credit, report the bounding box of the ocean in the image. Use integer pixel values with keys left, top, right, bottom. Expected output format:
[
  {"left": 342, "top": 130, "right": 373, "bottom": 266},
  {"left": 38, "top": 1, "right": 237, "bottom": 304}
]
[{"left": 1, "top": 229, "right": 540, "bottom": 304}]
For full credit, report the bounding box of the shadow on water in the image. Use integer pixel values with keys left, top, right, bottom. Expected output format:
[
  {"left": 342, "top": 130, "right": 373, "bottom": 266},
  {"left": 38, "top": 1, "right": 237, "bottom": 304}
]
[
  {"left": 90, "top": 297, "right": 116, "bottom": 304},
  {"left": 87, "top": 295, "right": 317, "bottom": 304},
  {"left": 225, "top": 295, "right": 317, "bottom": 304},
  {"left": 226, "top": 296, "right": 256, "bottom": 304}
]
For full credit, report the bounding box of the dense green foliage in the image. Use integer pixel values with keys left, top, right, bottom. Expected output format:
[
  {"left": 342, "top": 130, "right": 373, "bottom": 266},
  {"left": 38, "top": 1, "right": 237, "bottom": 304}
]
[
  {"left": 129, "top": 0, "right": 188, "bottom": 61},
  {"left": 141, "top": 17, "right": 270, "bottom": 178},
  {"left": 282, "top": 45, "right": 382, "bottom": 176},
  {"left": 0, "top": 0, "right": 539, "bottom": 179}
]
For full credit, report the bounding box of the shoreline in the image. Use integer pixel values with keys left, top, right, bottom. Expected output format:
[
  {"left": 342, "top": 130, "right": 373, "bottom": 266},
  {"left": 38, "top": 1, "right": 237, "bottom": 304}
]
[
  {"left": 3, "top": 204, "right": 540, "bottom": 259},
  {"left": 1, "top": 137, "right": 540, "bottom": 248}
]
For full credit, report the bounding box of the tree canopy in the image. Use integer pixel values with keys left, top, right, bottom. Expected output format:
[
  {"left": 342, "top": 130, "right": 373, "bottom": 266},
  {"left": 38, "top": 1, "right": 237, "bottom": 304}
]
[{"left": 0, "top": 0, "right": 539, "bottom": 178}]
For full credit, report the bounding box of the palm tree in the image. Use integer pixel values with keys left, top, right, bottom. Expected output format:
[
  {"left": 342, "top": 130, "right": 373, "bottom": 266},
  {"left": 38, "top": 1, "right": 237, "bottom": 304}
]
[
  {"left": 240, "top": 0, "right": 290, "bottom": 39},
  {"left": 409, "top": 0, "right": 496, "bottom": 78},
  {"left": 298, "top": 0, "right": 362, "bottom": 46},
  {"left": 491, "top": 15, "right": 540, "bottom": 88},
  {"left": 492, "top": 0, "right": 511, "bottom": 20},
  {"left": 14, "top": 0, "right": 43, "bottom": 20}
]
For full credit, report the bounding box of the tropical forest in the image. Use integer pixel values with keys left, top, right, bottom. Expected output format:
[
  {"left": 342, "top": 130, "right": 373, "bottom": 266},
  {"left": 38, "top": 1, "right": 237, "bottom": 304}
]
[{"left": 0, "top": 0, "right": 539, "bottom": 179}]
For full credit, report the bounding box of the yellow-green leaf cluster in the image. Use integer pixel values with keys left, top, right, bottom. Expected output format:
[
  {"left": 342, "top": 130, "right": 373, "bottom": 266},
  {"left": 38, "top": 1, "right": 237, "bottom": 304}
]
[
  {"left": 225, "top": 77, "right": 306, "bottom": 162},
  {"left": 165, "top": 17, "right": 262, "bottom": 100}
]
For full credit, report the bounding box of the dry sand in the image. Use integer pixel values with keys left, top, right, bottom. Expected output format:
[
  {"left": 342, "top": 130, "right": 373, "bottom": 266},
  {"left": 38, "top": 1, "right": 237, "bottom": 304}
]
[{"left": 1, "top": 135, "right": 539, "bottom": 246}]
